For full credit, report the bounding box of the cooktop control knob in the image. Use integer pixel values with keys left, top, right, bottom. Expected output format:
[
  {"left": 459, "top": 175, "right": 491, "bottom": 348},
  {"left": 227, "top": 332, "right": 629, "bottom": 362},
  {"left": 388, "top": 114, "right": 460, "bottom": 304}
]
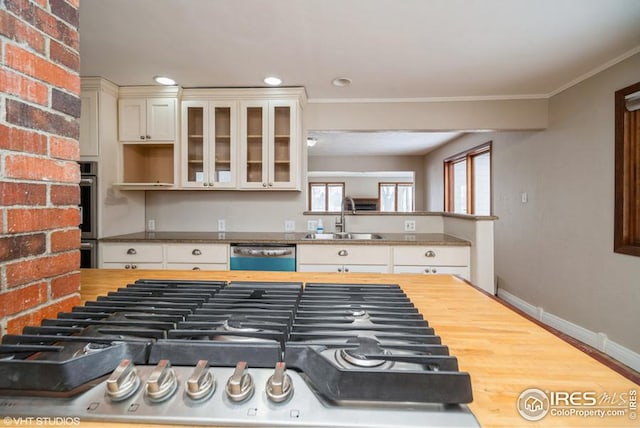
[
  {"left": 105, "top": 359, "right": 140, "bottom": 401},
  {"left": 145, "top": 359, "right": 178, "bottom": 402},
  {"left": 225, "top": 361, "right": 254, "bottom": 402},
  {"left": 265, "top": 362, "right": 293, "bottom": 403},
  {"left": 186, "top": 360, "right": 215, "bottom": 400}
]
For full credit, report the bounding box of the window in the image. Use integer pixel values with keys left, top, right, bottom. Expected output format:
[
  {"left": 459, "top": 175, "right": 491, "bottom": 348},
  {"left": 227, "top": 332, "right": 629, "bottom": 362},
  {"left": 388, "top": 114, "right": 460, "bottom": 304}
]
[
  {"left": 614, "top": 81, "right": 640, "bottom": 257},
  {"left": 444, "top": 142, "right": 492, "bottom": 215},
  {"left": 309, "top": 182, "right": 344, "bottom": 212},
  {"left": 379, "top": 183, "right": 414, "bottom": 212}
]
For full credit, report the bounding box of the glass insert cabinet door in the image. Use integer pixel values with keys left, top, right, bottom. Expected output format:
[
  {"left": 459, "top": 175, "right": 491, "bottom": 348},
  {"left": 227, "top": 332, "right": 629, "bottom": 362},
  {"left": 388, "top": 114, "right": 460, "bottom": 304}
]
[
  {"left": 243, "top": 102, "right": 267, "bottom": 187},
  {"left": 211, "top": 105, "right": 235, "bottom": 187},
  {"left": 184, "top": 103, "right": 206, "bottom": 186},
  {"left": 182, "top": 101, "right": 236, "bottom": 188},
  {"left": 240, "top": 100, "right": 297, "bottom": 189}
]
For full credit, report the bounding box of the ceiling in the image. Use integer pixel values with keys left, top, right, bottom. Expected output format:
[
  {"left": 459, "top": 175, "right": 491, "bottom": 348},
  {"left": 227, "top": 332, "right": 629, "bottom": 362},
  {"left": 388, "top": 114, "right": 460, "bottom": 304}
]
[
  {"left": 307, "top": 131, "right": 463, "bottom": 156},
  {"left": 78, "top": 0, "right": 640, "bottom": 155}
]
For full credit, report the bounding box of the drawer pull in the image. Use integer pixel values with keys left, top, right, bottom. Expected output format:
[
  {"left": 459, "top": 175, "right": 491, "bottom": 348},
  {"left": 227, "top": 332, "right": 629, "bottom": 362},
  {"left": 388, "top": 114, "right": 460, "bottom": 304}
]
[
  {"left": 192, "top": 249, "right": 202, "bottom": 256},
  {"left": 192, "top": 267, "right": 201, "bottom": 271},
  {"left": 127, "top": 248, "right": 137, "bottom": 255},
  {"left": 425, "top": 250, "right": 436, "bottom": 258},
  {"left": 338, "top": 250, "right": 348, "bottom": 257}
]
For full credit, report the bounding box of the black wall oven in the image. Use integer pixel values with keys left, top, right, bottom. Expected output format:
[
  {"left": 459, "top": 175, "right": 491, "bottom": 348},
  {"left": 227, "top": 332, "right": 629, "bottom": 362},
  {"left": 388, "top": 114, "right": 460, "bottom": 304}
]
[{"left": 79, "top": 161, "right": 98, "bottom": 267}]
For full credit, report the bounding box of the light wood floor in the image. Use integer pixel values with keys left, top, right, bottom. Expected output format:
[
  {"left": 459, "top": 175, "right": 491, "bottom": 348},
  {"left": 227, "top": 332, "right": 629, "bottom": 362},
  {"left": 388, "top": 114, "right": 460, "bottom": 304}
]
[{"left": 69, "top": 270, "right": 639, "bottom": 428}]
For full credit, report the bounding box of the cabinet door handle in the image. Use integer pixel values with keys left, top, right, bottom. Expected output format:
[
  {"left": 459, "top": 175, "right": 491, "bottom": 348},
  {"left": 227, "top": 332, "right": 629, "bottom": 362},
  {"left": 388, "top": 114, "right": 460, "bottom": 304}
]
[
  {"left": 127, "top": 248, "right": 137, "bottom": 255},
  {"left": 140, "top": 135, "right": 146, "bottom": 140},
  {"left": 424, "top": 268, "right": 430, "bottom": 274},
  {"left": 425, "top": 250, "right": 436, "bottom": 258},
  {"left": 131, "top": 264, "right": 138, "bottom": 269},
  {"left": 209, "top": 182, "right": 214, "bottom": 187},
  {"left": 432, "top": 268, "right": 437, "bottom": 274},
  {"left": 337, "top": 267, "right": 343, "bottom": 272},
  {"left": 192, "top": 249, "right": 202, "bottom": 256},
  {"left": 338, "top": 249, "right": 348, "bottom": 256},
  {"left": 262, "top": 183, "right": 267, "bottom": 187},
  {"left": 203, "top": 183, "right": 209, "bottom": 187},
  {"left": 146, "top": 135, "right": 151, "bottom": 140},
  {"left": 192, "top": 267, "right": 201, "bottom": 271},
  {"left": 344, "top": 267, "right": 349, "bottom": 273},
  {"left": 125, "top": 264, "right": 131, "bottom": 269},
  {"left": 268, "top": 183, "right": 273, "bottom": 187}
]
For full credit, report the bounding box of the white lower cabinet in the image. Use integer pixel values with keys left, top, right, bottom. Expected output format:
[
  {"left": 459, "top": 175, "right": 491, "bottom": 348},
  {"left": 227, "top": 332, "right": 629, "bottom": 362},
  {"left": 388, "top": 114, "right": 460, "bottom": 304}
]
[
  {"left": 393, "top": 265, "right": 470, "bottom": 277},
  {"left": 165, "top": 263, "right": 228, "bottom": 271},
  {"left": 99, "top": 242, "right": 229, "bottom": 270},
  {"left": 165, "top": 243, "right": 228, "bottom": 270},
  {"left": 298, "top": 264, "right": 388, "bottom": 273},
  {"left": 392, "top": 246, "right": 470, "bottom": 280},
  {"left": 100, "top": 243, "right": 163, "bottom": 269},
  {"left": 297, "top": 245, "right": 391, "bottom": 273},
  {"left": 101, "top": 262, "right": 165, "bottom": 270}
]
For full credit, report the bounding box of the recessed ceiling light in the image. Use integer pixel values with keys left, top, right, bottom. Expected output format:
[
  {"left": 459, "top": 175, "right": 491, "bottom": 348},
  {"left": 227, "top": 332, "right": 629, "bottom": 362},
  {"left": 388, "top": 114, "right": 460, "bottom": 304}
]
[
  {"left": 153, "top": 76, "right": 176, "bottom": 85},
  {"left": 264, "top": 76, "right": 282, "bottom": 86},
  {"left": 332, "top": 77, "right": 352, "bottom": 87},
  {"left": 306, "top": 137, "right": 317, "bottom": 147}
]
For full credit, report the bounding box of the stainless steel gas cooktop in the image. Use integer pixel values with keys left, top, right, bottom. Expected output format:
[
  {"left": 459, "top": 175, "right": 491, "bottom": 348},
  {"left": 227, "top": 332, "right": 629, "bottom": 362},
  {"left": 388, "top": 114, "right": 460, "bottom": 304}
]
[{"left": 0, "top": 279, "right": 479, "bottom": 427}]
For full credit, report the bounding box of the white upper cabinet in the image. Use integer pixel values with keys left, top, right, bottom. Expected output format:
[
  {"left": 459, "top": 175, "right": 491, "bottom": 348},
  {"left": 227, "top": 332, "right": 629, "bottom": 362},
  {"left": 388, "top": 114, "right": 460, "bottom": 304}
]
[
  {"left": 116, "top": 87, "right": 180, "bottom": 187},
  {"left": 181, "top": 100, "right": 237, "bottom": 188},
  {"left": 79, "top": 89, "right": 99, "bottom": 157},
  {"left": 119, "top": 97, "right": 176, "bottom": 142},
  {"left": 180, "top": 87, "right": 305, "bottom": 191},
  {"left": 239, "top": 99, "right": 299, "bottom": 190}
]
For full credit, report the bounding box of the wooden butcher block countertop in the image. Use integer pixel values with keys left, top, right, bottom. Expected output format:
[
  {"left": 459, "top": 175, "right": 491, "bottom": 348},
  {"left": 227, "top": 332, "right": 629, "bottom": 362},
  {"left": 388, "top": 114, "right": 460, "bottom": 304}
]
[{"left": 47, "top": 270, "right": 639, "bottom": 427}]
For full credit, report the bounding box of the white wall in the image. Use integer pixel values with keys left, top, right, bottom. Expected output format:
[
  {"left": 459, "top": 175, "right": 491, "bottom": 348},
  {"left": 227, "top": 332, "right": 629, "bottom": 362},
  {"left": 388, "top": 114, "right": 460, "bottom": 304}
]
[
  {"left": 306, "top": 98, "right": 548, "bottom": 131},
  {"left": 144, "top": 190, "right": 443, "bottom": 233},
  {"left": 424, "top": 53, "right": 640, "bottom": 354}
]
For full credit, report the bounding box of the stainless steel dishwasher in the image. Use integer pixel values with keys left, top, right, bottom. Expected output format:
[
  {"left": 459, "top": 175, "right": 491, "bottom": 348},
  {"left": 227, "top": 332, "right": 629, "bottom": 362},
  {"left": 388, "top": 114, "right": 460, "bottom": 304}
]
[{"left": 229, "top": 244, "right": 296, "bottom": 271}]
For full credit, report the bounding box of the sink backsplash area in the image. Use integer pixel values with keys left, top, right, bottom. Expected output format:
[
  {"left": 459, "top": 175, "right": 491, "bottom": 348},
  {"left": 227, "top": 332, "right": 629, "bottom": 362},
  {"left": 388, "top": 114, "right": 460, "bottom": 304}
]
[{"left": 144, "top": 191, "right": 444, "bottom": 233}]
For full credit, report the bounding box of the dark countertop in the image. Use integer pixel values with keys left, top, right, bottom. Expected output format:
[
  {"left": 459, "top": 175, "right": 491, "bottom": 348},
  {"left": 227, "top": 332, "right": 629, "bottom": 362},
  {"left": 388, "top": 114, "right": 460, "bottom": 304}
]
[{"left": 100, "top": 231, "right": 471, "bottom": 246}]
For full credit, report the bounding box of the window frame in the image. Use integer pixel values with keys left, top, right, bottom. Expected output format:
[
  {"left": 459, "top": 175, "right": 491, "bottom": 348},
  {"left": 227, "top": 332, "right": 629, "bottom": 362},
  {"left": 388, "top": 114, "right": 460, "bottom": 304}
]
[
  {"left": 308, "top": 182, "right": 345, "bottom": 212},
  {"left": 378, "top": 182, "right": 415, "bottom": 212},
  {"left": 444, "top": 142, "right": 492, "bottom": 215},
  {"left": 614, "top": 81, "right": 640, "bottom": 257}
]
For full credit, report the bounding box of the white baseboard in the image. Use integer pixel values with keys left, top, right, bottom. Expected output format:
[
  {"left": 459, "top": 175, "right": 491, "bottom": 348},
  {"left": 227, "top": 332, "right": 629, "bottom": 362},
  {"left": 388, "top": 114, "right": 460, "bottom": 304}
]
[{"left": 497, "top": 289, "right": 640, "bottom": 373}]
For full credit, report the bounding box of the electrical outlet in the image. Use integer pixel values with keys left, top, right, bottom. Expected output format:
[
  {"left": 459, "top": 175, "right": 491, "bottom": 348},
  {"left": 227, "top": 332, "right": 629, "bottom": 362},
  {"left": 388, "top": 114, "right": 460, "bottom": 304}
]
[
  {"left": 404, "top": 220, "right": 416, "bottom": 232},
  {"left": 307, "top": 220, "right": 318, "bottom": 231},
  {"left": 147, "top": 219, "right": 155, "bottom": 231},
  {"left": 284, "top": 220, "right": 295, "bottom": 232},
  {"left": 217, "top": 219, "right": 226, "bottom": 231}
]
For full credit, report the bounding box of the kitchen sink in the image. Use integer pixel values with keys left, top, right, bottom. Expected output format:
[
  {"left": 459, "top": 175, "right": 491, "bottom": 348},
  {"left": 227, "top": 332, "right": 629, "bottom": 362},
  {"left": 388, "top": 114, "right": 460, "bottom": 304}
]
[{"left": 303, "top": 232, "right": 383, "bottom": 240}]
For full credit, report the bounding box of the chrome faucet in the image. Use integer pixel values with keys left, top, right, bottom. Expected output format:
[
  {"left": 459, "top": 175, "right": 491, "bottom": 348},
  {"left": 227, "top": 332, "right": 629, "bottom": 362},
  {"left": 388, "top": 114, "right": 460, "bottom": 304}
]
[{"left": 336, "top": 196, "right": 355, "bottom": 234}]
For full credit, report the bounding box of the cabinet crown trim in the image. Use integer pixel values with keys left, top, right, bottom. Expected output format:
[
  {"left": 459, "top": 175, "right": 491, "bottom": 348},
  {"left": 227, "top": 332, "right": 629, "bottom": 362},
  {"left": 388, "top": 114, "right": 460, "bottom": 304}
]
[
  {"left": 181, "top": 87, "right": 307, "bottom": 106},
  {"left": 81, "top": 77, "right": 119, "bottom": 96},
  {"left": 119, "top": 86, "right": 182, "bottom": 98}
]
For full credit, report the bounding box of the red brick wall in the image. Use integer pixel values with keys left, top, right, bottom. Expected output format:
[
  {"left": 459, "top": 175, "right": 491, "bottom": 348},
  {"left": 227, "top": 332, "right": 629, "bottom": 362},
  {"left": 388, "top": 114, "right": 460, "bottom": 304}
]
[{"left": 0, "top": 0, "right": 81, "bottom": 336}]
